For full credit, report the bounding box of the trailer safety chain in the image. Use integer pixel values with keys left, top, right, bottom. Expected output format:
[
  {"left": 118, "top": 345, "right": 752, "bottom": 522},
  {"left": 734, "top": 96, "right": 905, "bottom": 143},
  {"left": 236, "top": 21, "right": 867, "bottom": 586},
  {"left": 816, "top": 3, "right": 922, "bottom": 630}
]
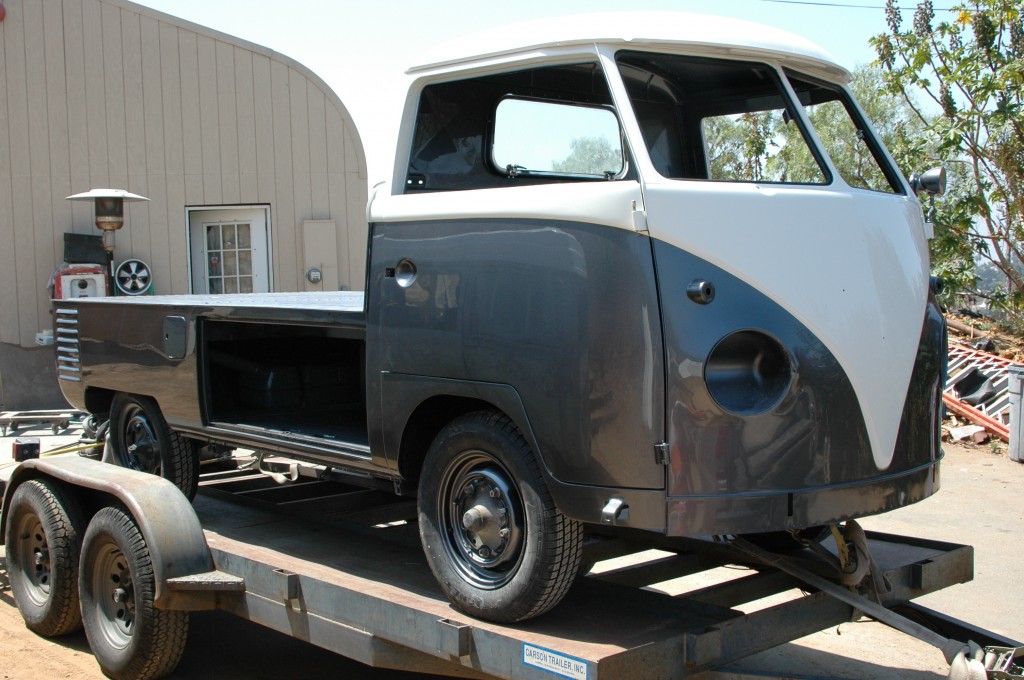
[{"left": 729, "top": 527, "right": 1024, "bottom": 679}]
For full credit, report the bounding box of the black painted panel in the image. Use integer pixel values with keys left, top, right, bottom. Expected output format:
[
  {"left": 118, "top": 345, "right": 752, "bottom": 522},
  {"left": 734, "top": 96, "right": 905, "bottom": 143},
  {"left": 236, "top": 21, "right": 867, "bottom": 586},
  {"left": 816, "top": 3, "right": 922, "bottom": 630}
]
[{"left": 367, "top": 219, "right": 666, "bottom": 490}]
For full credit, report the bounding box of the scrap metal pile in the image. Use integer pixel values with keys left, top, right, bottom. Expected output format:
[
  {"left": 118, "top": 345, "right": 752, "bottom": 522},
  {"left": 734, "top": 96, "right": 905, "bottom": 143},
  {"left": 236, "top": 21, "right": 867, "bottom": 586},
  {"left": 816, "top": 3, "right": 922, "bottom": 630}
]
[{"left": 944, "top": 339, "right": 1021, "bottom": 442}]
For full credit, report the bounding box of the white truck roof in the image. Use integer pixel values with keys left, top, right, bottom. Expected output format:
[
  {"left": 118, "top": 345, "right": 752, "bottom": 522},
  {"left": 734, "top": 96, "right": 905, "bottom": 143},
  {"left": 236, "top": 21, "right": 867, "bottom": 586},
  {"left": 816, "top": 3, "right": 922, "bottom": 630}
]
[{"left": 409, "top": 12, "right": 851, "bottom": 83}]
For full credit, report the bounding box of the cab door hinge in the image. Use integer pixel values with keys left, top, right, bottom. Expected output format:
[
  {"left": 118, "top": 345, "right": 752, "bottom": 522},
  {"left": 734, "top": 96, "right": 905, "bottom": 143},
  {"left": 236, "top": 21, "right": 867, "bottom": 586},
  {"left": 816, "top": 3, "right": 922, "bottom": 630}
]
[
  {"left": 631, "top": 199, "right": 649, "bottom": 233},
  {"left": 654, "top": 442, "right": 669, "bottom": 465}
]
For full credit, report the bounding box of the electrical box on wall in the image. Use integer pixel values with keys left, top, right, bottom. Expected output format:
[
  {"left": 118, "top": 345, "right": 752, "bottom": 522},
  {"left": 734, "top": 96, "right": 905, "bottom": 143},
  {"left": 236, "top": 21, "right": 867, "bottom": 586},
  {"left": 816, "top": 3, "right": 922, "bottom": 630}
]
[{"left": 54, "top": 264, "right": 108, "bottom": 299}]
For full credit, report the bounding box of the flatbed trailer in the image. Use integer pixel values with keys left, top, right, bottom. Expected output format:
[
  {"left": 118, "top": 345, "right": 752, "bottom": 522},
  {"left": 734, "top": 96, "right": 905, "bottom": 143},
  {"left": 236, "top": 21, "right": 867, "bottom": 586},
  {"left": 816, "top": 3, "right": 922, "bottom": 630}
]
[{"left": 7, "top": 454, "right": 1016, "bottom": 680}]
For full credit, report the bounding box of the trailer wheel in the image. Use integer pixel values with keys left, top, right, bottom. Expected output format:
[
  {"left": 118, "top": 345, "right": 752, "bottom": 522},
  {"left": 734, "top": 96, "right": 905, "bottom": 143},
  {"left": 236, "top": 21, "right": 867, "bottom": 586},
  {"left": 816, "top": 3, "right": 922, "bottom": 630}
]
[
  {"left": 109, "top": 394, "right": 199, "bottom": 500},
  {"left": 5, "top": 479, "right": 85, "bottom": 636},
  {"left": 79, "top": 506, "right": 189, "bottom": 680},
  {"left": 418, "top": 411, "right": 582, "bottom": 623}
]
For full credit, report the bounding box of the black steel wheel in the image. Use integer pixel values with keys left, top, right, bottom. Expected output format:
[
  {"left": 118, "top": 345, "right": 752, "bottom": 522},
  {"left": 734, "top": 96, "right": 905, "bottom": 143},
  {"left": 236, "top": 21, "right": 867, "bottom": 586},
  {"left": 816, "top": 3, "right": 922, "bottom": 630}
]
[
  {"left": 418, "top": 411, "right": 582, "bottom": 623},
  {"left": 79, "top": 506, "right": 188, "bottom": 680},
  {"left": 109, "top": 394, "right": 199, "bottom": 500},
  {"left": 5, "top": 479, "right": 86, "bottom": 636}
]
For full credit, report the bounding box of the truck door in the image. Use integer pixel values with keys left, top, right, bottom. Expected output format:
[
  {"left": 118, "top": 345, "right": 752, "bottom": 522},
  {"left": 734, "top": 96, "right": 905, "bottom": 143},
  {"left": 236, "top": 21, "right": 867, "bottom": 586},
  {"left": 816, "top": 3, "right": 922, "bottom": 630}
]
[
  {"left": 612, "top": 51, "right": 936, "bottom": 507},
  {"left": 367, "top": 61, "right": 666, "bottom": 491}
]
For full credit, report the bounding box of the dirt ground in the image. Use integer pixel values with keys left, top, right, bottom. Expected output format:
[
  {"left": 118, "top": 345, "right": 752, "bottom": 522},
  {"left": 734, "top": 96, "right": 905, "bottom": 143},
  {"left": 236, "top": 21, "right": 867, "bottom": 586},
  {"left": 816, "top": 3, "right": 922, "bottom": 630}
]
[{"left": 0, "top": 428, "right": 1021, "bottom": 680}]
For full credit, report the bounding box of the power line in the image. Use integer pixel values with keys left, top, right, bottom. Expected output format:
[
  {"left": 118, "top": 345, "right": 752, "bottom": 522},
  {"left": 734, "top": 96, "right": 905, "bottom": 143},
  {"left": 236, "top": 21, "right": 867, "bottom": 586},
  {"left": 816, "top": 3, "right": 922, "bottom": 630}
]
[{"left": 754, "top": 0, "right": 962, "bottom": 9}]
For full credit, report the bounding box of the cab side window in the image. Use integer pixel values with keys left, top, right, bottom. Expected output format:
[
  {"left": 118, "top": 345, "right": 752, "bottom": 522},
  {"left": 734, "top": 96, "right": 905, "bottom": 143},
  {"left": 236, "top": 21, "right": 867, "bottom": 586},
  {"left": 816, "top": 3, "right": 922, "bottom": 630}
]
[{"left": 405, "top": 63, "right": 631, "bottom": 193}]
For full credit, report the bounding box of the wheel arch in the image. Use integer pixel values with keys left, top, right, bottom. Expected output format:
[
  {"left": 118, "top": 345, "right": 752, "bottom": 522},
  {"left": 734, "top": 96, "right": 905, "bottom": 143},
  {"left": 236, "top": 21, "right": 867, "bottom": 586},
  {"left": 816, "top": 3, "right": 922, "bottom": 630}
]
[
  {"left": 397, "top": 395, "right": 498, "bottom": 490},
  {"left": 83, "top": 386, "right": 117, "bottom": 417},
  {"left": 1, "top": 458, "right": 213, "bottom": 609},
  {"left": 383, "top": 375, "right": 544, "bottom": 493}
]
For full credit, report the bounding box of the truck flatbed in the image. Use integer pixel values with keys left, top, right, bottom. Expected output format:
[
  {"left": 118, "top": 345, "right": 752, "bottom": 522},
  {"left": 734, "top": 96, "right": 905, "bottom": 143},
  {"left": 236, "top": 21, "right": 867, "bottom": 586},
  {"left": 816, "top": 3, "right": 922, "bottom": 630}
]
[
  {"left": 62, "top": 290, "right": 366, "bottom": 325},
  {"left": 187, "top": 463, "right": 977, "bottom": 679}
]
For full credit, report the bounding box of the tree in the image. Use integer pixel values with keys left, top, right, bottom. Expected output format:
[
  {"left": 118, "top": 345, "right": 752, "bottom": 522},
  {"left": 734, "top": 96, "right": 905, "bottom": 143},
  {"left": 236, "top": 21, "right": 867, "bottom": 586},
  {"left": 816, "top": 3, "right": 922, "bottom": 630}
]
[
  {"left": 872, "top": 0, "right": 1024, "bottom": 320},
  {"left": 552, "top": 136, "right": 623, "bottom": 176}
]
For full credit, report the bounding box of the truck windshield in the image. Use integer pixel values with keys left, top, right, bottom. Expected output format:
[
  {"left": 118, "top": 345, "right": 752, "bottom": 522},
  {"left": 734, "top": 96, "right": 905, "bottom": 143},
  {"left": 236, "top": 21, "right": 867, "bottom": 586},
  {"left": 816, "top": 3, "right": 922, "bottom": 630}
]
[{"left": 615, "top": 51, "right": 900, "bottom": 192}]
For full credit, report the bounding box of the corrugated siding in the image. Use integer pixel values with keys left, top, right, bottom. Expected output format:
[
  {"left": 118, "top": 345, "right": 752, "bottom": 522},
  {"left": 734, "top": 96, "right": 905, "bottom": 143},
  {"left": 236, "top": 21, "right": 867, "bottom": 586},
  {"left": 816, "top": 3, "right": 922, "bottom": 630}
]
[{"left": 0, "top": 0, "right": 368, "bottom": 347}]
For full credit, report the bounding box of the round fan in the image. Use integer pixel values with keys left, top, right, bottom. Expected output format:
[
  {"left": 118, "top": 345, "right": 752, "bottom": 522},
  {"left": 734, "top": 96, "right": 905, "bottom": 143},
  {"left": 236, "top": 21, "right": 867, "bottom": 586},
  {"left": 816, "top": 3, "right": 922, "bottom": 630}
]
[{"left": 114, "top": 259, "right": 153, "bottom": 295}]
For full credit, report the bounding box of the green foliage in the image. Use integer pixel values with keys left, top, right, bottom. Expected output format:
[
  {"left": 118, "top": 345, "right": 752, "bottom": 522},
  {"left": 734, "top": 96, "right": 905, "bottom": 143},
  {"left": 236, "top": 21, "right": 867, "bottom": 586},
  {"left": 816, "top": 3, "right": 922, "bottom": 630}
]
[
  {"left": 552, "top": 136, "right": 622, "bottom": 176},
  {"left": 872, "top": 0, "right": 1024, "bottom": 320}
]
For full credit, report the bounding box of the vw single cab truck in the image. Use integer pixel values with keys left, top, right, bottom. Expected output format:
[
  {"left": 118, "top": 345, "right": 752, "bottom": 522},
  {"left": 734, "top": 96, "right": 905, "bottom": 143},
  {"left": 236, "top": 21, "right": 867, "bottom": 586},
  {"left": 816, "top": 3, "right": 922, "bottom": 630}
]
[{"left": 48, "top": 13, "right": 945, "bottom": 624}]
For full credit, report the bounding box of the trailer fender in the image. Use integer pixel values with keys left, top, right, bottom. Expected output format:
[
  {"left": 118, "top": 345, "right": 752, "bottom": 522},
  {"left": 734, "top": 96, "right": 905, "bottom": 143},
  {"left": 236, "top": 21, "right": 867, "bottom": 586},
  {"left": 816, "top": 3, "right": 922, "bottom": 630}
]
[{"left": 1, "top": 457, "right": 213, "bottom": 609}]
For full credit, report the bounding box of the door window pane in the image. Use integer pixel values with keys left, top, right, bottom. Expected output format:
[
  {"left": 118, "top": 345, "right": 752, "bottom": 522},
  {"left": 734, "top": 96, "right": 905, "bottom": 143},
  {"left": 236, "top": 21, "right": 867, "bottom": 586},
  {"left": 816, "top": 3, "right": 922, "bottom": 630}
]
[
  {"left": 203, "top": 220, "right": 261, "bottom": 294},
  {"left": 492, "top": 98, "right": 624, "bottom": 178},
  {"left": 616, "top": 52, "right": 829, "bottom": 184}
]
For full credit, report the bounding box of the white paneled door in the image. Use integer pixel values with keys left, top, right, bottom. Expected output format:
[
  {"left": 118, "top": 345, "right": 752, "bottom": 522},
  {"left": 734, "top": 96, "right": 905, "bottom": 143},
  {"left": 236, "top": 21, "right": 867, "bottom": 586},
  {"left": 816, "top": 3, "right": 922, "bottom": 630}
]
[{"left": 188, "top": 207, "right": 271, "bottom": 294}]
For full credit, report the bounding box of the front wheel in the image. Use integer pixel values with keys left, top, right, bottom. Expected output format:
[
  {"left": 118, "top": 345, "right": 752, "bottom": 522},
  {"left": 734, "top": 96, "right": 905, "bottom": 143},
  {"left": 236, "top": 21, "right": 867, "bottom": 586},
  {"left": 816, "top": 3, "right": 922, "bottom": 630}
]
[
  {"left": 109, "top": 394, "right": 199, "bottom": 500},
  {"left": 5, "top": 479, "right": 85, "bottom": 636},
  {"left": 79, "top": 506, "right": 189, "bottom": 680},
  {"left": 417, "top": 411, "right": 582, "bottom": 623}
]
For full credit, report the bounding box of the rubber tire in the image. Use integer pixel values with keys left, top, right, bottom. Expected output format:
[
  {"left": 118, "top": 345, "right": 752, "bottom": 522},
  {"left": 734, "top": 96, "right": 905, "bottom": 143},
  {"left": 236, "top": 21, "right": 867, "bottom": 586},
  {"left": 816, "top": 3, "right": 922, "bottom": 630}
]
[
  {"left": 4, "top": 479, "right": 86, "bottom": 636},
  {"left": 79, "top": 506, "right": 189, "bottom": 680},
  {"left": 109, "top": 393, "right": 199, "bottom": 500},
  {"left": 418, "top": 411, "right": 583, "bottom": 623}
]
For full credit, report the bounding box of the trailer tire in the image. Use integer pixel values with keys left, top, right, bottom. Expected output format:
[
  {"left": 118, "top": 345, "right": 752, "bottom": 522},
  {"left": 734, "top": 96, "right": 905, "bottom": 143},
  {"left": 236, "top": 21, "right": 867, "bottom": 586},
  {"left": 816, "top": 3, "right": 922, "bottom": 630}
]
[
  {"left": 5, "top": 479, "right": 85, "bottom": 636},
  {"left": 109, "top": 394, "right": 199, "bottom": 500},
  {"left": 79, "top": 505, "right": 189, "bottom": 680},
  {"left": 418, "top": 411, "right": 582, "bottom": 623}
]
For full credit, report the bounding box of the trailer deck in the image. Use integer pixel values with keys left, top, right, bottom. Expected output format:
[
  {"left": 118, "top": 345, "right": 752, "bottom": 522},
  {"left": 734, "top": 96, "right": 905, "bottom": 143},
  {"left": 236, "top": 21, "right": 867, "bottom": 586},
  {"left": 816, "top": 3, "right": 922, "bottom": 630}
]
[{"left": 186, "top": 463, "right": 980, "bottom": 679}]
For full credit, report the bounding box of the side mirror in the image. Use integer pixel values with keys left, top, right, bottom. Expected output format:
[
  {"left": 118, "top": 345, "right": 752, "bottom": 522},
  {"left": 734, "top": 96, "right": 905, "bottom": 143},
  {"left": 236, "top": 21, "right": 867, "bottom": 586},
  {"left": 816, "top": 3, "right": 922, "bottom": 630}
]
[{"left": 909, "top": 166, "right": 946, "bottom": 196}]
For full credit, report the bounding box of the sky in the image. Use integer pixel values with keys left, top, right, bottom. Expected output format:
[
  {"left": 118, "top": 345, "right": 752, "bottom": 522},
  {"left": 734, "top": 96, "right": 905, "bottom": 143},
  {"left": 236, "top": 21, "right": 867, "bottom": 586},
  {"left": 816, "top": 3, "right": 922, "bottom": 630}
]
[{"left": 132, "top": 0, "right": 960, "bottom": 180}]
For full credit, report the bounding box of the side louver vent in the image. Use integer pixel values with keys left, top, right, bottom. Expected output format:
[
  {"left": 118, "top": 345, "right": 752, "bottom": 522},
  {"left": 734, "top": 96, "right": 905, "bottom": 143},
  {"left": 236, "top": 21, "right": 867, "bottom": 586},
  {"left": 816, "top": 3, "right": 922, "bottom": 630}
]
[{"left": 54, "top": 308, "right": 81, "bottom": 382}]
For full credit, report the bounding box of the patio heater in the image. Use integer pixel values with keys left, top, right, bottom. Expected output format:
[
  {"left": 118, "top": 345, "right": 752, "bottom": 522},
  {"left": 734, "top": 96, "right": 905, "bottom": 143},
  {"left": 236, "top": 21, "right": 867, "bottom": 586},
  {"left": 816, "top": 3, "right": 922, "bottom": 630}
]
[{"left": 66, "top": 189, "right": 149, "bottom": 295}]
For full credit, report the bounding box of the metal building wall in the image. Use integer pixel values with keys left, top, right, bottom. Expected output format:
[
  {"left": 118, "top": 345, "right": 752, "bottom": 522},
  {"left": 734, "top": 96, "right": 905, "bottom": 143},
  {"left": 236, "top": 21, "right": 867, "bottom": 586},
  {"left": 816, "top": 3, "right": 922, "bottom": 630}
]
[{"left": 0, "top": 0, "right": 368, "bottom": 407}]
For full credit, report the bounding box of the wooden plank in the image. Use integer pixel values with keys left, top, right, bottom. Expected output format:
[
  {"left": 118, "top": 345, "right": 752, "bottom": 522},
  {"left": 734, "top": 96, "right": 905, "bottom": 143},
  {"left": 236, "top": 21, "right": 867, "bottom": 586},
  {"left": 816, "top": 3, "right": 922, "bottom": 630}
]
[
  {"left": 6, "top": 1, "right": 37, "bottom": 345},
  {"left": 216, "top": 40, "right": 240, "bottom": 204},
  {"left": 135, "top": 15, "right": 166, "bottom": 274},
  {"left": 11, "top": 173, "right": 36, "bottom": 346},
  {"left": 160, "top": 22, "right": 184, "bottom": 177},
  {"left": 164, "top": 174, "right": 188, "bottom": 293},
  {"left": 43, "top": 1, "right": 72, "bottom": 269},
  {"left": 139, "top": 178, "right": 168, "bottom": 292},
  {"left": 82, "top": 0, "right": 109, "bottom": 182},
  {"left": 62, "top": 0, "right": 90, "bottom": 183},
  {"left": 307, "top": 85, "right": 329, "bottom": 219},
  {"left": 344, "top": 123, "right": 363, "bottom": 177},
  {"left": 233, "top": 47, "right": 258, "bottom": 203},
  {"left": 197, "top": 34, "right": 221, "bottom": 204},
  {"left": 178, "top": 29, "right": 203, "bottom": 203},
  {"left": 24, "top": 0, "right": 58, "bottom": 330},
  {"left": 326, "top": 107, "right": 350, "bottom": 285},
  {"left": 271, "top": 59, "right": 295, "bottom": 289},
  {"left": 124, "top": 174, "right": 151, "bottom": 266},
  {"left": 328, "top": 172, "right": 349, "bottom": 288},
  {"left": 43, "top": 0, "right": 71, "bottom": 186},
  {"left": 326, "top": 102, "right": 346, "bottom": 175},
  {"left": 345, "top": 174, "right": 368, "bottom": 290},
  {"left": 121, "top": 12, "right": 146, "bottom": 179},
  {"left": 0, "top": 14, "right": 18, "bottom": 344},
  {"left": 252, "top": 53, "right": 276, "bottom": 212},
  {"left": 290, "top": 68, "right": 312, "bottom": 290},
  {"left": 154, "top": 19, "right": 184, "bottom": 292},
  {"left": 101, "top": 3, "right": 128, "bottom": 180}
]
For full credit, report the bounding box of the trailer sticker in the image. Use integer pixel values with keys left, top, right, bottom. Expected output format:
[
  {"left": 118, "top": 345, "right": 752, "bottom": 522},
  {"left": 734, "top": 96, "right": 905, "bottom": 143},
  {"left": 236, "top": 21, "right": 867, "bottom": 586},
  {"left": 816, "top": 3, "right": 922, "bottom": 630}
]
[{"left": 522, "top": 643, "right": 588, "bottom": 680}]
